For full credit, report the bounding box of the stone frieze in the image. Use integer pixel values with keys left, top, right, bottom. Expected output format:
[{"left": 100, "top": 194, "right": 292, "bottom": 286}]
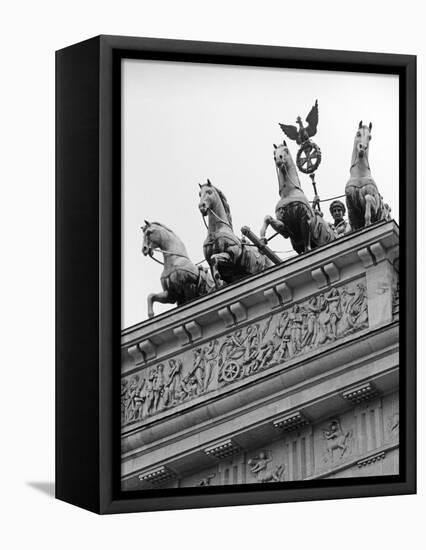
[{"left": 121, "top": 279, "right": 368, "bottom": 427}]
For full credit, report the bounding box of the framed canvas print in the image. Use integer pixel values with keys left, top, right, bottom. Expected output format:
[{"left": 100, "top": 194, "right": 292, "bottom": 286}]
[{"left": 56, "top": 35, "right": 416, "bottom": 514}]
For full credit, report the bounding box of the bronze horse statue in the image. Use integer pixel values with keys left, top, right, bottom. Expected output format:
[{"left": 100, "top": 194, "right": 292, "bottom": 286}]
[
  {"left": 345, "top": 121, "right": 386, "bottom": 230},
  {"left": 260, "top": 142, "right": 336, "bottom": 254},
  {"left": 142, "top": 221, "right": 214, "bottom": 318},
  {"left": 199, "top": 179, "right": 271, "bottom": 287}
]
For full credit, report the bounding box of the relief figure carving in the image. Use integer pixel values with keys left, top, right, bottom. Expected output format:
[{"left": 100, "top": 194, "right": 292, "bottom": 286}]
[
  {"left": 387, "top": 412, "right": 399, "bottom": 441},
  {"left": 122, "top": 279, "right": 369, "bottom": 427},
  {"left": 248, "top": 451, "right": 285, "bottom": 482},
  {"left": 322, "top": 419, "right": 353, "bottom": 463},
  {"left": 198, "top": 473, "right": 216, "bottom": 486}
]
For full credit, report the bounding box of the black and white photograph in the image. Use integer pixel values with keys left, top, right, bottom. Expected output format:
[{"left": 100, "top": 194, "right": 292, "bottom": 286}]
[{"left": 120, "top": 58, "right": 401, "bottom": 491}]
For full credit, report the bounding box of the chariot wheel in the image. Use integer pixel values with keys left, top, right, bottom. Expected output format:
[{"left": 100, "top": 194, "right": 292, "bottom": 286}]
[
  {"left": 221, "top": 361, "right": 241, "bottom": 382},
  {"left": 296, "top": 141, "right": 322, "bottom": 174}
]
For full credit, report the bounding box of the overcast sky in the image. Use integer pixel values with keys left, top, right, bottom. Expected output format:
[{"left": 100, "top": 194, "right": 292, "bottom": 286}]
[{"left": 122, "top": 59, "right": 399, "bottom": 328}]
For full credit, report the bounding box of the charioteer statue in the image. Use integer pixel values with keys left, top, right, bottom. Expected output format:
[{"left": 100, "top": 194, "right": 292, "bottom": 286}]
[{"left": 329, "top": 200, "right": 351, "bottom": 237}]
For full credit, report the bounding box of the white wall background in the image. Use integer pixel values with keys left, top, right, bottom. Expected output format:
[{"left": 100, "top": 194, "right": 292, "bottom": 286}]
[{"left": 0, "top": 1, "right": 423, "bottom": 548}]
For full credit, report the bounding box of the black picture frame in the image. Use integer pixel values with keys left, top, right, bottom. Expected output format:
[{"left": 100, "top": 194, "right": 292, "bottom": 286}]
[{"left": 56, "top": 35, "right": 416, "bottom": 514}]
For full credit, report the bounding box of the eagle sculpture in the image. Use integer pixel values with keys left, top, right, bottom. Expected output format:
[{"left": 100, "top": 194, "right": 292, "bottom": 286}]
[{"left": 279, "top": 100, "right": 319, "bottom": 145}]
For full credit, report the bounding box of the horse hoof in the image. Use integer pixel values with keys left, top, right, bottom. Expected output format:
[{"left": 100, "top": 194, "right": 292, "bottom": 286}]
[{"left": 215, "top": 279, "right": 225, "bottom": 289}]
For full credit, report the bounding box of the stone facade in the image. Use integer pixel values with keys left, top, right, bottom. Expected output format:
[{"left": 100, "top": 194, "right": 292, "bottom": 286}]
[{"left": 121, "top": 221, "right": 399, "bottom": 490}]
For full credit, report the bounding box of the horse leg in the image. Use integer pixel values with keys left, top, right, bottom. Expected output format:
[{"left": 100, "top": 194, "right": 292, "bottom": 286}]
[
  {"left": 269, "top": 217, "right": 287, "bottom": 236},
  {"left": 364, "top": 195, "right": 374, "bottom": 226},
  {"left": 305, "top": 220, "right": 312, "bottom": 252},
  {"left": 147, "top": 290, "right": 174, "bottom": 318},
  {"left": 260, "top": 215, "right": 286, "bottom": 241},
  {"left": 295, "top": 211, "right": 312, "bottom": 253},
  {"left": 260, "top": 215, "right": 272, "bottom": 240},
  {"left": 210, "top": 253, "right": 232, "bottom": 288},
  {"left": 373, "top": 192, "right": 383, "bottom": 222}
]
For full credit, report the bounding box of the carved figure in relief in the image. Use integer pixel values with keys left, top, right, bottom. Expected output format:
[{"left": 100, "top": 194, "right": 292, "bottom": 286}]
[
  {"left": 242, "top": 319, "right": 273, "bottom": 374},
  {"left": 338, "top": 286, "right": 356, "bottom": 335},
  {"left": 326, "top": 287, "right": 342, "bottom": 339},
  {"left": 387, "top": 412, "right": 399, "bottom": 439},
  {"left": 121, "top": 375, "right": 149, "bottom": 423},
  {"left": 273, "top": 311, "right": 293, "bottom": 360},
  {"left": 242, "top": 332, "right": 261, "bottom": 375},
  {"left": 191, "top": 349, "right": 204, "bottom": 393},
  {"left": 143, "top": 369, "right": 156, "bottom": 417},
  {"left": 322, "top": 419, "right": 352, "bottom": 462},
  {"left": 164, "top": 359, "right": 182, "bottom": 405},
  {"left": 121, "top": 380, "right": 129, "bottom": 423},
  {"left": 218, "top": 330, "right": 247, "bottom": 382},
  {"left": 191, "top": 340, "right": 220, "bottom": 393},
  {"left": 126, "top": 375, "right": 140, "bottom": 422},
  {"left": 203, "top": 340, "right": 219, "bottom": 391},
  {"left": 153, "top": 364, "right": 165, "bottom": 411},
  {"left": 198, "top": 473, "right": 216, "bottom": 486},
  {"left": 133, "top": 378, "right": 146, "bottom": 421},
  {"left": 351, "top": 283, "right": 368, "bottom": 327},
  {"left": 315, "top": 294, "right": 332, "bottom": 345},
  {"left": 288, "top": 304, "right": 304, "bottom": 352},
  {"left": 248, "top": 451, "right": 285, "bottom": 482},
  {"left": 220, "top": 330, "right": 247, "bottom": 362},
  {"left": 301, "top": 296, "right": 320, "bottom": 348}
]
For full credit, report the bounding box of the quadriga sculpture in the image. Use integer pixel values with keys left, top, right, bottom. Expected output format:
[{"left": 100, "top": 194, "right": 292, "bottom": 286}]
[
  {"left": 199, "top": 179, "right": 271, "bottom": 288},
  {"left": 142, "top": 221, "right": 214, "bottom": 318},
  {"left": 345, "top": 121, "right": 386, "bottom": 229},
  {"left": 260, "top": 142, "right": 335, "bottom": 254}
]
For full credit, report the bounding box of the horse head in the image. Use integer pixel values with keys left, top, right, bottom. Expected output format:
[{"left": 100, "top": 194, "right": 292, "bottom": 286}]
[
  {"left": 141, "top": 220, "right": 176, "bottom": 256},
  {"left": 353, "top": 120, "right": 372, "bottom": 161},
  {"left": 273, "top": 140, "right": 293, "bottom": 171},
  {"left": 198, "top": 179, "right": 233, "bottom": 228},
  {"left": 141, "top": 220, "right": 160, "bottom": 256}
]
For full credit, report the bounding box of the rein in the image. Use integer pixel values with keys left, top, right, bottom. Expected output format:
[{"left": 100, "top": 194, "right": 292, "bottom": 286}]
[
  {"left": 146, "top": 247, "right": 189, "bottom": 266},
  {"left": 207, "top": 207, "right": 233, "bottom": 229},
  {"left": 280, "top": 162, "right": 302, "bottom": 191},
  {"left": 200, "top": 206, "right": 233, "bottom": 233}
]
